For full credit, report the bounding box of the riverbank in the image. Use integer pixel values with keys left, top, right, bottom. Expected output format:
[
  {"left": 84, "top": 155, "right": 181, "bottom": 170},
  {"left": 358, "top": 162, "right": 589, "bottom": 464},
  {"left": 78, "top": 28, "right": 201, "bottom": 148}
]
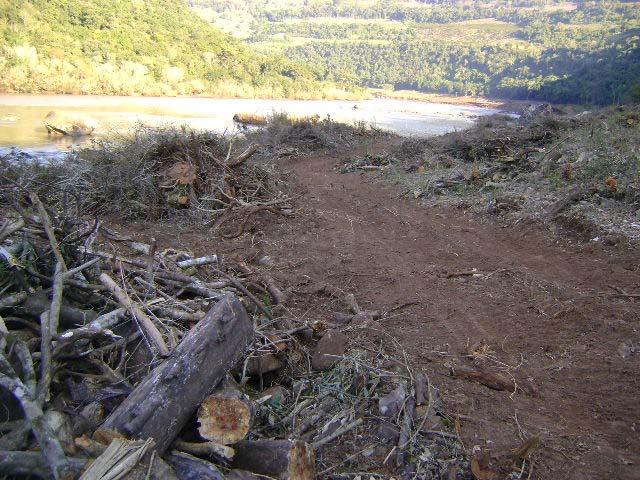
[
  {"left": 0, "top": 94, "right": 502, "bottom": 150},
  {"left": 371, "top": 88, "right": 534, "bottom": 113}
]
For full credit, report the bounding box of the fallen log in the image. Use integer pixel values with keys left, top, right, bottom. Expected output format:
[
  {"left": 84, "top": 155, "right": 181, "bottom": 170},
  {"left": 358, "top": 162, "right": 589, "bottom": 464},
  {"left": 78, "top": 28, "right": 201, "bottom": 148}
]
[
  {"left": 94, "top": 295, "right": 253, "bottom": 454},
  {"left": 197, "top": 377, "right": 255, "bottom": 445},
  {"left": 232, "top": 439, "right": 314, "bottom": 480}
]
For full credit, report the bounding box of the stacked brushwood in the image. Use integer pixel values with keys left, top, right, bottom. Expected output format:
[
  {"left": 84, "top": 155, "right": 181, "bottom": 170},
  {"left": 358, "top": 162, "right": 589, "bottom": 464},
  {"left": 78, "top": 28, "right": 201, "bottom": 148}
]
[
  {"left": 0, "top": 194, "right": 466, "bottom": 479},
  {"left": 0, "top": 127, "right": 294, "bottom": 237},
  {"left": 0, "top": 189, "right": 323, "bottom": 479}
]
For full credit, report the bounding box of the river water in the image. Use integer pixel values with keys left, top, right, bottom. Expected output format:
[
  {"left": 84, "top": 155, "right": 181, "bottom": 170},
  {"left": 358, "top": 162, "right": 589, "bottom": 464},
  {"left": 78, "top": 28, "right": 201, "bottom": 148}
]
[{"left": 0, "top": 94, "right": 501, "bottom": 155}]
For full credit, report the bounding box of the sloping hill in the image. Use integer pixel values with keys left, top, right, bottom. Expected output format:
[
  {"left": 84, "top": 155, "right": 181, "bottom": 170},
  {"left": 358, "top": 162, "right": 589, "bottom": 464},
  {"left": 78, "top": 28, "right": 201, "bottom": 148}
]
[
  {"left": 189, "top": 0, "right": 640, "bottom": 104},
  {"left": 0, "top": 0, "right": 331, "bottom": 98}
]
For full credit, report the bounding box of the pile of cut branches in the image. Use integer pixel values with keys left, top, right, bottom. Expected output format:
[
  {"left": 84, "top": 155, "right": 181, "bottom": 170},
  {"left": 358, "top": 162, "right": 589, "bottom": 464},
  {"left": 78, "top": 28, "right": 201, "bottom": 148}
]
[
  {"left": 0, "top": 127, "right": 293, "bottom": 235},
  {"left": 0, "top": 190, "right": 475, "bottom": 479}
]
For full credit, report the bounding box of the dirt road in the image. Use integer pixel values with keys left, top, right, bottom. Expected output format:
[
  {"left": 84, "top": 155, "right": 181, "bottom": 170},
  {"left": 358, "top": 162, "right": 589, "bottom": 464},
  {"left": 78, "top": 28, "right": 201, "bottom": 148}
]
[
  {"left": 272, "top": 146, "right": 640, "bottom": 479},
  {"left": 145, "top": 145, "right": 640, "bottom": 479}
]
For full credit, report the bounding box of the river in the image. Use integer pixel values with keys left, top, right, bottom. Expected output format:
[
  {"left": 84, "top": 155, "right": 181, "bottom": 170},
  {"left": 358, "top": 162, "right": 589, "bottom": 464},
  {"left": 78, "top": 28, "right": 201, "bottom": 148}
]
[{"left": 0, "top": 94, "right": 501, "bottom": 155}]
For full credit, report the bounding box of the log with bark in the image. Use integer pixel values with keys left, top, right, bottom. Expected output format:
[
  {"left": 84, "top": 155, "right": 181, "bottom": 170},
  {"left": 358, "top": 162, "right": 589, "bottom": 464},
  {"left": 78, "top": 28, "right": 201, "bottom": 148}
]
[{"left": 94, "top": 294, "right": 253, "bottom": 454}]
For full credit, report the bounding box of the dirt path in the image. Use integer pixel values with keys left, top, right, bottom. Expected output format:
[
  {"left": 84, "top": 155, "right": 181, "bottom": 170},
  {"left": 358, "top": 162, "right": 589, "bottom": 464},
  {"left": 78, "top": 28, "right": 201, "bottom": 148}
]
[
  {"left": 142, "top": 145, "right": 640, "bottom": 479},
  {"left": 262, "top": 146, "right": 640, "bottom": 479}
]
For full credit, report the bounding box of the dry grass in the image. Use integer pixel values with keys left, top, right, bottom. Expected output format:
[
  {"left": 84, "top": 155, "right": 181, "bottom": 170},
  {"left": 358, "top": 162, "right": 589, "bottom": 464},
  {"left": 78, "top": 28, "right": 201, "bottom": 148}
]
[
  {"left": 348, "top": 104, "right": 640, "bottom": 243},
  {"left": 0, "top": 126, "right": 286, "bottom": 221}
]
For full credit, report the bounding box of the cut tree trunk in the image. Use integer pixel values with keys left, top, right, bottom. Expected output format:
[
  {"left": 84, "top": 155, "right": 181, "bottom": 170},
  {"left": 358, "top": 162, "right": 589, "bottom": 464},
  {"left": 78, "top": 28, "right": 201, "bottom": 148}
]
[
  {"left": 94, "top": 295, "right": 253, "bottom": 454},
  {"left": 232, "top": 439, "right": 314, "bottom": 480},
  {"left": 197, "top": 377, "right": 255, "bottom": 445}
]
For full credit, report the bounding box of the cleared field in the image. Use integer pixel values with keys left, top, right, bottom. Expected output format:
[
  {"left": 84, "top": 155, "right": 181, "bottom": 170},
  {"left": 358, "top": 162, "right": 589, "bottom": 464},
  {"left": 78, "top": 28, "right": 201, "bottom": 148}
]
[{"left": 417, "top": 18, "right": 520, "bottom": 43}]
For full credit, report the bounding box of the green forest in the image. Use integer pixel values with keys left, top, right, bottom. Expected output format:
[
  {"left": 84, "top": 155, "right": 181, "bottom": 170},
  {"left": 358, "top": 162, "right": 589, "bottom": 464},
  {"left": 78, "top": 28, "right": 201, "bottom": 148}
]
[
  {"left": 1, "top": 0, "right": 638, "bottom": 103},
  {"left": 190, "top": 0, "right": 640, "bottom": 104},
  {"left": 0, "top": 0, "right": 349, "bottom": 98}
]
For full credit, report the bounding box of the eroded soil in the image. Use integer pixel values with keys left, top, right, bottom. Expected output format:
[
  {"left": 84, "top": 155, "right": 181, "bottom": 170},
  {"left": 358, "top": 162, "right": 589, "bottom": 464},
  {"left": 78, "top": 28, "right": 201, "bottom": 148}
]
[{"left": 126, "top": 143, "right": 640, "bottom": 479}]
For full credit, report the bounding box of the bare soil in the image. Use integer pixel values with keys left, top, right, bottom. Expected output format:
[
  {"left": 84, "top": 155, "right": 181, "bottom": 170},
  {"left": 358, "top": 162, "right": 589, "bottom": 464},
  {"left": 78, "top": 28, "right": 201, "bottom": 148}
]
[{"left": 124, "top": 142, "right": 640, "bottom": 480}]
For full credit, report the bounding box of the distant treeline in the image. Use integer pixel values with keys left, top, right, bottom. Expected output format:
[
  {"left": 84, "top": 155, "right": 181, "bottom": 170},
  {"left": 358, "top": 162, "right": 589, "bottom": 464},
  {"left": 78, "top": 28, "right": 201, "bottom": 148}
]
[{"left": 191, "top": 0, "right": 640, "bottom": 104}]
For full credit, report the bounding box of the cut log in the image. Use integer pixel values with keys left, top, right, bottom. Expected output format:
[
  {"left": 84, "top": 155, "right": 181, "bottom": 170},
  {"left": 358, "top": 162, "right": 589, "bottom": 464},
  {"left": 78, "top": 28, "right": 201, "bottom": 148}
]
[
  {"left": 197, "top": 377, "right": 255, "bottom": 445},
  {"left": 232, "top": 439, "right": 314, "bottom": 480},
  {"left": 94, "top": 295, "right": 253, "bottom": 454},
  {"left": 164, "top": 451, "right": 224, "bottom": 480}
]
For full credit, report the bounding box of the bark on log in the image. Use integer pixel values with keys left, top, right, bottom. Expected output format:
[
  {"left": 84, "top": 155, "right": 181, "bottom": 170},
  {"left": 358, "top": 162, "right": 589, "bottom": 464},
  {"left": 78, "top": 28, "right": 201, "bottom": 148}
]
[
  {"left": 164, "top": 451, "right": 224, "bottom": 480},
  {"left": 197, "top": 377, "right": 255, "bottom": 445},
  {"left": 232, "top": 439, "right": 314, "bottom": 480},
  {"left": 94, "top": 295, "right": 253, "bottom": 454}
]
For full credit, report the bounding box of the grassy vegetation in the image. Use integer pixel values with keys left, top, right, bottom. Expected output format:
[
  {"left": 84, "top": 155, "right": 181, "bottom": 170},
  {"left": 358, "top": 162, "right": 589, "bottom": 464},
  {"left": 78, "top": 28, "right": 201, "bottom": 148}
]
[
  {"left": 0, "top": 0, "right": 360, "bottom": 99},
  {"left": 369, "top": 105, "right": 640, "bottom": 241}
]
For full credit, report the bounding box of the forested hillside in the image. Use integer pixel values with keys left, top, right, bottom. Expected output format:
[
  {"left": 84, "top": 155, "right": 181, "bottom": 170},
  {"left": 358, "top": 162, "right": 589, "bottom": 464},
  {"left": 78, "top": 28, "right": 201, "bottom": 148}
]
[
  {"left": 190, "top": 0, "right": 640, "bottom": 104},
  {"left": 0, "top": 0, "right": 343, "bottom": 98}
]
